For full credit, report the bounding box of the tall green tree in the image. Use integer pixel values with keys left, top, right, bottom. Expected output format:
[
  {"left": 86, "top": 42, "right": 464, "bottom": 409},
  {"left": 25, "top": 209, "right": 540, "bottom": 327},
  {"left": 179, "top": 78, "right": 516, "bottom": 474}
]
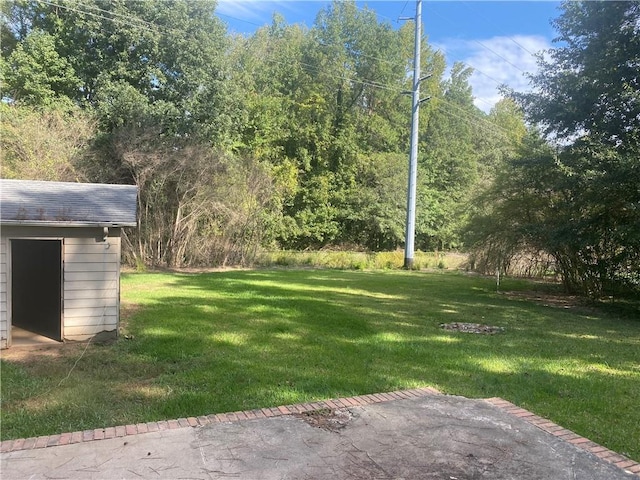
[
  {"left": 463, "top": 130, "right": 558, "bottom": 277},
  {"left": 515, "top": 1, "right": 640, "bottom": 152},
  {"left": 3, "top": 0, "right": 236, "bottom": 144},
  {"left": 243, "top": 1, "right": 422, "bottom": 249},
  {"left": 416, "top": 63, "right": 483, "bottom": 250},
  {"left": 497, "top": 0, "right": 640, "bottom": 295},
  {"left": 2, "top": 0, "right": 530, "bottom": 265},
  {"left": 1, "top": 29, "right": 79, "bottom": 107}
]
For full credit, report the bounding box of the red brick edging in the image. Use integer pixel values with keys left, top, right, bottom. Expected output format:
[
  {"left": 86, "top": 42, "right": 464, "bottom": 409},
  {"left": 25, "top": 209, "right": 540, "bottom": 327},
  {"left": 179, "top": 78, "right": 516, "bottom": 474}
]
[
  {"left": 1, "top": 388, "right": 637, "bottom": 477},
  {"left": 0, "top": 388, "right": 438, "bottom": 453},
  {"left": 485, "top": 397, "right": 640, "bottom": 476}
]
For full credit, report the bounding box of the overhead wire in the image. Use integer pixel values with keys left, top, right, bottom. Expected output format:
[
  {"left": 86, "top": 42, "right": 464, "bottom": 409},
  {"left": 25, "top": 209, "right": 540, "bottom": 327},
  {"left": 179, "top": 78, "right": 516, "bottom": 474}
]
[
  {"left": 71, "top": 0, "right": 160, "bottom": 30},
  {"left": 398, "top": 1, "right": 410, "bottom": 21},
  {"left": 460, "top": 0, "right": 537, "bottom": 56},
  {"left": 427, "top": 4, "right": 530, "bottom": 74},
  {"left": 41, "top": 0, "right": 508, "bottom": 113},
  {"left": 35, "top": 0, "right": 511, "bottom": 139},
  {"left": 433, "top": 97, "right": 511, "bottom": 139},
  {"left": 39, "top": 0, "right": 160, "bottom": 32},
  {"left": 419, "top": 1, "right": 541, "bottom": 111},
  {"left": 41, "top": 0, "right": 409, "bottom": 97},
  {"left": 216, "top": 12, "right": 264, "bottom": 28},
  {"left": 249, "top": 44, "right": 408, "bottom": 95},
  {"left": 352, "top": 1, "right": 398, "bottom": 24},
  {"left": 368, "top": 0, "right": 530, "bottom": 111},
  {"left": 52, "top": 0, "right": 401, "bottom": 73},
  {"left": 310, "top": 3, "right": 515, "bottom": 113}
]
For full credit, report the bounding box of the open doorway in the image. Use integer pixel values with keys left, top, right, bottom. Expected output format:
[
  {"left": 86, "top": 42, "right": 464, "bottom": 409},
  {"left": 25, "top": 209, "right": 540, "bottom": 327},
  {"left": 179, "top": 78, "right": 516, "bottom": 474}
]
[{"left": 11, "top": 239, "right": 62, "bottom": 342}]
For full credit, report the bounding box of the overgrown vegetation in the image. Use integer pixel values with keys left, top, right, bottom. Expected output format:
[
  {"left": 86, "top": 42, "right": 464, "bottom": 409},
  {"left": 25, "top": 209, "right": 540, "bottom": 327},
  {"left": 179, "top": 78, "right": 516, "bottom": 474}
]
[
  {"left": 465, "top": 2, "right": 640, "bottom": 297},
  {"left": 1, "top": 270, "right": 638, "bottom": 460},
  {"left": 1, "top": 1, "right": 638, "bottom": 296},
  {"left": 255, "top": 250, "right": 465, "bottom": 271}
]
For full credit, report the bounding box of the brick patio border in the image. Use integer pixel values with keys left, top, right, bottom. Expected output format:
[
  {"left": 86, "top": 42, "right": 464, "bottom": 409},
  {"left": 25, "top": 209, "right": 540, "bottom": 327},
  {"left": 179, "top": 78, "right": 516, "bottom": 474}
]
[
  {"left": 485, "top": 397, "right": 640, "bottom": 476},
  {"left": 1, "top": 387, "right": 637, "bottom": 477}
]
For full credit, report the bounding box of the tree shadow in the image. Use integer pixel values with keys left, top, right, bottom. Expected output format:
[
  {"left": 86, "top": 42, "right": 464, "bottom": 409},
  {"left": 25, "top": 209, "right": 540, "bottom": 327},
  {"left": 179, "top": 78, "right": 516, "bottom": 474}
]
[{"left": 2, "top": 270, "right": 638, "bottom": 459}]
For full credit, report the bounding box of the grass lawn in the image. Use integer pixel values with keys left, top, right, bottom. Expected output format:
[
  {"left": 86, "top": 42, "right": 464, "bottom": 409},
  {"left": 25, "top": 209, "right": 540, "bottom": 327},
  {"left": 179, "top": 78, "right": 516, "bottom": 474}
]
[{"left": 1, "top": 269, "right": 639, "bottom": 461}]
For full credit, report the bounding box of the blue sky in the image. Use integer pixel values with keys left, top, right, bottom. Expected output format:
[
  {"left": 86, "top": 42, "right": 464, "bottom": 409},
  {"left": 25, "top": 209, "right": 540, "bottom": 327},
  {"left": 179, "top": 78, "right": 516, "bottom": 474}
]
[{"left": 216, "top": 1, "right": 563, "bottom": 111}]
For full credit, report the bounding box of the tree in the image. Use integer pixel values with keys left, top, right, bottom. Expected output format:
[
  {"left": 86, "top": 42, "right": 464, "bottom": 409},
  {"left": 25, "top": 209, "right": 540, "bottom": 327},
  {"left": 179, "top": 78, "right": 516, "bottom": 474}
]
[
  {"left": 1, "top": 29, "right": 79, "bottom": 107},
  {"left": 0, "top": 103, "right": 95, "bottom": 181},
  {"left": 498, "top": 1, "right": 640, "bottom": 295},
  {"left": 514, "top": 1, "right": 640, "bottom": 153},
  {"left": 463, "top": 130, "right": 558, "bottom": 278},
  {"left": 337, "top": 153, "right": 407, "bottom": 250},
  {"left": 234, "top": 1, "right": 422, "bottom": 250},
  {"left": 416, "top": 63, "right": 483, "bottom": 250},
  {"left": 4, "top": 0, "right": 236, "bottom": 145},
  {"left": 94, "top": 126, "right": 280, "bottom": 268}
]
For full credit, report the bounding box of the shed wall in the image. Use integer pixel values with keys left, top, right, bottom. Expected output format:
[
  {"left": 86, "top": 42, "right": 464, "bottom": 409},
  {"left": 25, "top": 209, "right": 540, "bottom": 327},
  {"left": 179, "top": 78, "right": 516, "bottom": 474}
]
[
  {"left": 0, "top": 226, "right": 122, "bottom": 347},
  {"left": 0, "top": 239, "right": 7, "bottom": 348}
]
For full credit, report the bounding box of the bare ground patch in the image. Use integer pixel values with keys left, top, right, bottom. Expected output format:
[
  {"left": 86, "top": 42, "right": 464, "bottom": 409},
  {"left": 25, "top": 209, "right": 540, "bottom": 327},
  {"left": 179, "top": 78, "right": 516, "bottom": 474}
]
[
  {"left": 440, "top": 322, "right": 505, "bottom": 334},
  {"left": 500, "top": 290, "right": 597, "bottom": 315},
  {"left": 2, "top": 302, "right": 143, "bottom": 364},
  {"left": 294, "top": 408, "right": 353, "bottom": 432},
  {"left": 0, "top": 342, "right": 87, "bottom": 364}
]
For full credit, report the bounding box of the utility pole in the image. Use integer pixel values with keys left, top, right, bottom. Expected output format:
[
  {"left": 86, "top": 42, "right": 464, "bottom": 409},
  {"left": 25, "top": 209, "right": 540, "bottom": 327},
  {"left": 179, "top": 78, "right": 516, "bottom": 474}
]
[{"left": 402, "top": 0, "right": 424, "bottom": 269}]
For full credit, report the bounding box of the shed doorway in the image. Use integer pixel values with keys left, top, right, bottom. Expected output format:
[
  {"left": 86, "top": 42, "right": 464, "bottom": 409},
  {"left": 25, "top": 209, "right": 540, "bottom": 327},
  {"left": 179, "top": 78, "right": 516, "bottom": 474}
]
[{"left": 11, "top": 239, "right": 62, "bottom": 342}]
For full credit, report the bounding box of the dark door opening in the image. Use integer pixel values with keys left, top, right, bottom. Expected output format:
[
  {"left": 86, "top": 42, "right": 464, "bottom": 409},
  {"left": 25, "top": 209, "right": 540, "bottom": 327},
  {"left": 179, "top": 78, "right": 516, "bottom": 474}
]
[{"left": 11, "top": 239, "right": 62, "bottom": 341}]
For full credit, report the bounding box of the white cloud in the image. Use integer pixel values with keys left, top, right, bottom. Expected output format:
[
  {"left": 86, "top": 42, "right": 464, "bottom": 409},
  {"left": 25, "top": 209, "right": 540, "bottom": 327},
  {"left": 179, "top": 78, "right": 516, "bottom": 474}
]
[
  {"left": 216, "top": 1, "right": 275, "bottom": 22},
  {"left": 216, "top": 1, "right": 309, "bottom": 25},
  {"left": 435, "top": 35, "right": 552, "bottom": 112}
]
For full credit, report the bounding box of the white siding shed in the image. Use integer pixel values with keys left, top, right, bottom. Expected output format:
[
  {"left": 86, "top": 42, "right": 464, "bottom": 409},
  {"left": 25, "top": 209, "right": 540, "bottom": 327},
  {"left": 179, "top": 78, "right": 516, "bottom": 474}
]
[{"left": 0, "top": 179, "right": 137, "bottom": 348}]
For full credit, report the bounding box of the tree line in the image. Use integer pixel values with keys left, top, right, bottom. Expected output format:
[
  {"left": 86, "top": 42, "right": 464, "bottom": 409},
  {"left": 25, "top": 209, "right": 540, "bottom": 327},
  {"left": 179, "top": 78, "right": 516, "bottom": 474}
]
[{"left": 1, "top": 0, "right": 638, "bottom": 297}]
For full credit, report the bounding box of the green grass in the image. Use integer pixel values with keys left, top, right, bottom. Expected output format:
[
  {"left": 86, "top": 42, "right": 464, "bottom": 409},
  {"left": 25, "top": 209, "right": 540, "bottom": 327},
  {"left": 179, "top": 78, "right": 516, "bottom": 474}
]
[{"left": 1, "top": 269, "right": 639, "bottom": 461}]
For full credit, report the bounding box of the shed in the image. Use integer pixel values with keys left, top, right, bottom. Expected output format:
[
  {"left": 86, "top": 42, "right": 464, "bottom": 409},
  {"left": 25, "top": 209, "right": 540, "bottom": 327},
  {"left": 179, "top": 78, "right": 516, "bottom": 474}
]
[{"left": 0, "top": 179, "right": 137, "bottom": 348}]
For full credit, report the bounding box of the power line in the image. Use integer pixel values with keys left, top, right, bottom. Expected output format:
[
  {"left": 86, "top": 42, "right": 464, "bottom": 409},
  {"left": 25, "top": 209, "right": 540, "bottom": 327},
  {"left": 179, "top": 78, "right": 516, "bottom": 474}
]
[
  {"left": 259, "top": 51, "right": 408, "bottom": 95},
  {"left": 39, "top": 0, "right": 174, "bottom": 36},
  {"left": 40, "top": 0, "right": 491, "bottom": 108},
  {"left": 35, "top": 0, "right": 514, "bottom": 129},
  {"left": 244, "top": 37, "right": 511, "bottom": 139},
  {"left": 353, "top": 1, "right": 398, "bottom": 24},
  {"left": 427, "top": 6, "right": 528, "bottom": 74},
  {"left": 38, "top": 0, "right": 410, "bottom": 98},
  {"left": 432, "top": 98, "right": 511, "bottom": 140},
  {"left": 316, "top": 41, "right": 406, "bottom": 69},
  {"left": 40, "top": 0, "right": 141, "bottom": 27},
  {"left": 398, "top": 1, "right": 410, "bottom": 21},
  {"left": 44, "top": 0, "right": 528, "bottom": 98},
  {"left": 459, "top": 1, "right": 537, "bottom": 56},
  {"left": 432, "top": 44, "right": 507, "bottom": 110},
  {"left": 75, "top": 1, "right": 160, "bottom": 30},
  {"left": 216, "top": 12, "right": 264, "bottom": 28}
]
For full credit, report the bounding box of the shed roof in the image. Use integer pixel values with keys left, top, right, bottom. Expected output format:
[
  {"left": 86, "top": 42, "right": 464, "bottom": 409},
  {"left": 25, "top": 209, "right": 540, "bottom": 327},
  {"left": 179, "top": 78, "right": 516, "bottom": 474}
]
[{"left": 0, "top": 179, "right": 137, "bottom": 227}]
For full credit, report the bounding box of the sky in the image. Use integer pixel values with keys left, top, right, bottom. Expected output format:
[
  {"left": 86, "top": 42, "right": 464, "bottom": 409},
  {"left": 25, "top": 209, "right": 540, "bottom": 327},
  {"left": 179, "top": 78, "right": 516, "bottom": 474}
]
[{"left": 215, "top": 0, "right": 563, "bottom": 112}]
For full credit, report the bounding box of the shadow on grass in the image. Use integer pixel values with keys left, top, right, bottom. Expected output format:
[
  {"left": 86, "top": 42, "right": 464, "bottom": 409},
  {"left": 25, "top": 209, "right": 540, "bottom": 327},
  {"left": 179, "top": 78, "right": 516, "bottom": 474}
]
[{"left": 1, "top": 270, "right": 639, "bottom": 458}]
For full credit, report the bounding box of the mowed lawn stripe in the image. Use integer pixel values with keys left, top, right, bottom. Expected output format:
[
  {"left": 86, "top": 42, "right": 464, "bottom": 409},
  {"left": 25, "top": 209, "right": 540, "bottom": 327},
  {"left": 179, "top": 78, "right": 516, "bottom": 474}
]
[{"left": 1, "top": 270, "right": 638, "bottom": 461}]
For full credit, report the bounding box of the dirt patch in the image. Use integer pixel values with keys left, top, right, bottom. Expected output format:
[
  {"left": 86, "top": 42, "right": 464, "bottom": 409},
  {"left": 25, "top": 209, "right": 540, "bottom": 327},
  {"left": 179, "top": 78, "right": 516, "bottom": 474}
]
[
  {"left": 501, "top": 290, "right": 596, "bottom": 314},
  {"left": 440, "top": 322, "right": 505, "bottom": 334},
  {"left": 120, "top": 302, "right": 143, "bottom": 322},
  {"left": 294, "top": 408, "right": 352, "bottom": 432},
  {"left": 1, "top": 342, "right": 86, "bottom": 364}
]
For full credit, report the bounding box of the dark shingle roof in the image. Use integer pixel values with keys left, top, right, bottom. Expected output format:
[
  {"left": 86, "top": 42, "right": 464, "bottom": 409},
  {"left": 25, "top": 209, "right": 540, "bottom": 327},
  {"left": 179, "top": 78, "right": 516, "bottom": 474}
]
[{"left": 0, "top": 179, "right": 137, "bottom": 227}]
